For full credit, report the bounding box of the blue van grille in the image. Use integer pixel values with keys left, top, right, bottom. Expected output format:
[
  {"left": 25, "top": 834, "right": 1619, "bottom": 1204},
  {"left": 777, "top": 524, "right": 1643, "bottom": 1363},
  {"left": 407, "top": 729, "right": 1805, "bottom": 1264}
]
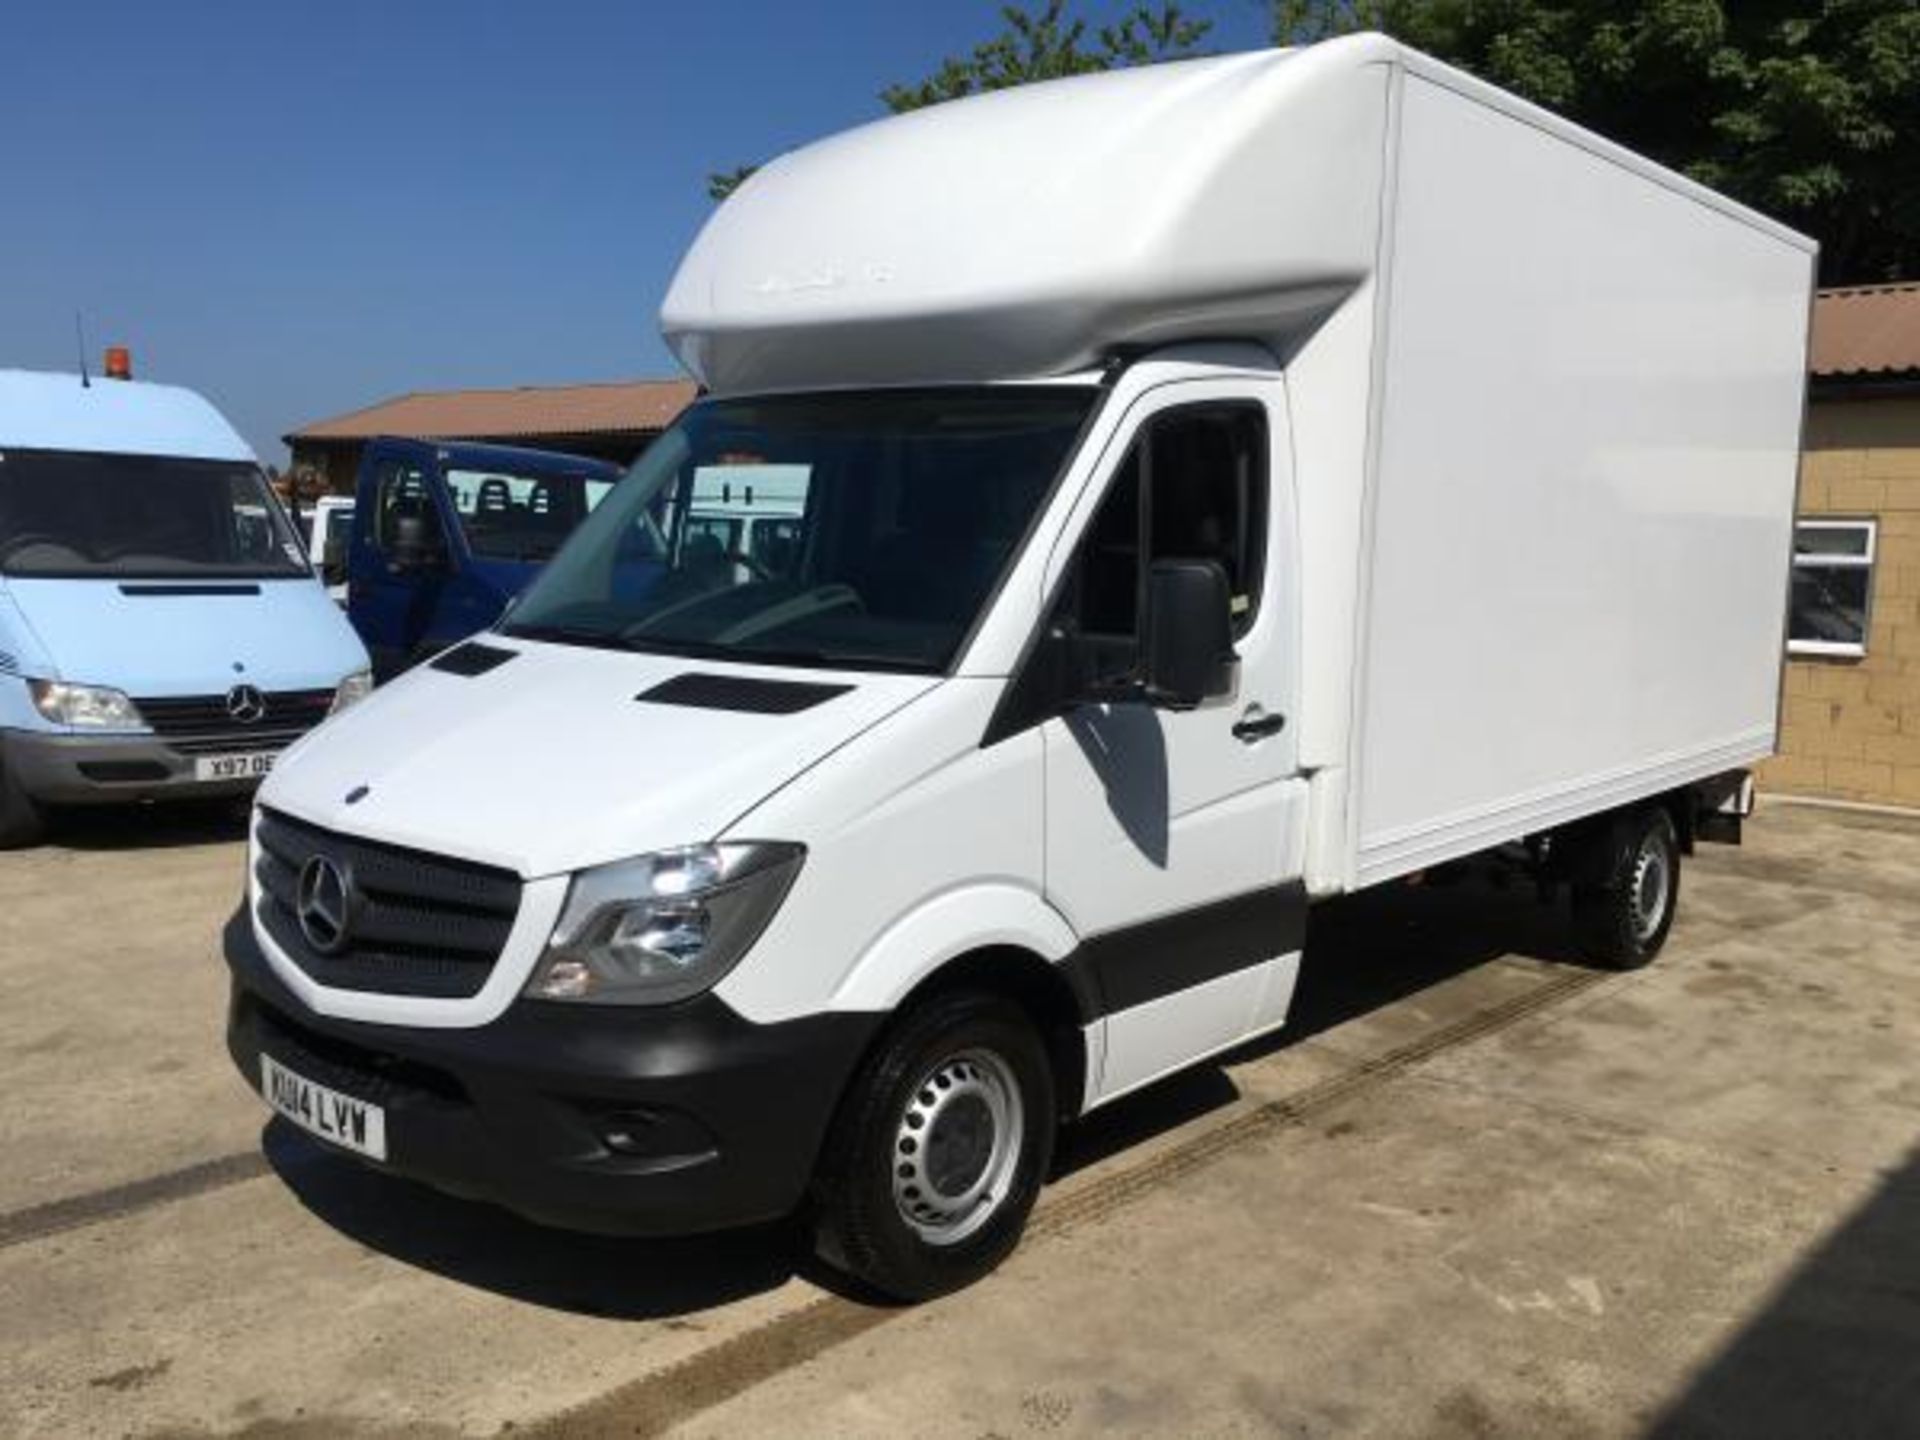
[
  {"left": 253, "top": 808, "right": 522, "bottom": 1000},
  {"left": 135, "top": 689, "right": 335, "bottom": 753}
]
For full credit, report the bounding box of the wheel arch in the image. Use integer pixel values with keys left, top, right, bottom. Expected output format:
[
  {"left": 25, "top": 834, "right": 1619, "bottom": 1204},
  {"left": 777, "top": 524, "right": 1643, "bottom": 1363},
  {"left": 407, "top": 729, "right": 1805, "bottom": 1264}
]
[
  {"left": 825, "top": 883, "right": 1092, "bottom": 1118},
  {"left": 891, "top": 945, "right": 1094, "bottom": 1123}
]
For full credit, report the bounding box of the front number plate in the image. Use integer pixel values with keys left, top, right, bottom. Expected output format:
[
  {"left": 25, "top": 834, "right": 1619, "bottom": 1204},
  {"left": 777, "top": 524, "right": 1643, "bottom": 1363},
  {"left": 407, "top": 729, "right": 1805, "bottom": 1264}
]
[
  {"left": 194, "top": 751, "right": 278, "bottom": 782},
  {"left": 260, "top": 1054, "right": 388, "bottom": 1160}
]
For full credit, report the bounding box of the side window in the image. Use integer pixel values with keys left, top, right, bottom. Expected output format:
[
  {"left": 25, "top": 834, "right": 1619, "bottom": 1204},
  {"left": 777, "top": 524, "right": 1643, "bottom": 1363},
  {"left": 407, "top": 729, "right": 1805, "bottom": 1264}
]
[
  {"left": 374, "top": 461, "right": 441, "bottom": 552},
  {"left": 1053, "top": 403, "right": 1268, "bottom": 684}
]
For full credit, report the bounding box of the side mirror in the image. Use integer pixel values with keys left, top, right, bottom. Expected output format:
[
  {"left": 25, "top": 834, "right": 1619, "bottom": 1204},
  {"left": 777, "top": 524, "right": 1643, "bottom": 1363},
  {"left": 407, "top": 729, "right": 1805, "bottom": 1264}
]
[{"left": 1142, "top": 559, "right": 1238, "bottom": 710}]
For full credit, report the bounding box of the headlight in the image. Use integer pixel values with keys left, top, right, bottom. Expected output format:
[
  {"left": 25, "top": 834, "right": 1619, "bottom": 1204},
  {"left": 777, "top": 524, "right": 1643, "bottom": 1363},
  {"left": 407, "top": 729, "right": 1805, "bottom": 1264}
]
[
  {"left": 525, "top": 841, "right": 805, "bottom": 1005},
  {"left": 28, "top": 679, "right": 144, "bottom": 730},
  {"left": 330, "top": 669, "right": 373, "bottom": 714}
]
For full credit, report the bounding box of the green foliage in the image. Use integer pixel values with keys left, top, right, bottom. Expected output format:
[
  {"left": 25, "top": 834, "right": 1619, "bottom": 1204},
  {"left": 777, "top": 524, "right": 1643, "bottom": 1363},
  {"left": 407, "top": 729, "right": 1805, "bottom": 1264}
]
[
  {"left": 881, "top": 0, "right": 1212, "bottom": 112},
  {"left": 708, "top": 2, "right": 1211, "bottom": 203},
  {"left": 707, "top": 164, "right": 760, "bottom": 204},
  {"left": 1271, "top": 1, "right": 1920, "bottom": 282}
]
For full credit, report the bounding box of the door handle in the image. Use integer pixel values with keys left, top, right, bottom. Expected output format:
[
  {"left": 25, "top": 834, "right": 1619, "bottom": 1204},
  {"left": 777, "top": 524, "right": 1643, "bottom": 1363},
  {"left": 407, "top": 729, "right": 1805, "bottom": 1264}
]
[{"left": 1232, "top": 707, "right": 1287, "bottom": 743}]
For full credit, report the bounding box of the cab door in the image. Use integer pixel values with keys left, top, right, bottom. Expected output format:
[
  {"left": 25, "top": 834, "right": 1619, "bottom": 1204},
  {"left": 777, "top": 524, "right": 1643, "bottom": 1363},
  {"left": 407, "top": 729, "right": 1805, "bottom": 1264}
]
[
  {"left": 1039, "top": 380, "right": 1308, "bottom": 1105},
  {"left": 349, "top": 450, "right": 457, "bottom": 679}
]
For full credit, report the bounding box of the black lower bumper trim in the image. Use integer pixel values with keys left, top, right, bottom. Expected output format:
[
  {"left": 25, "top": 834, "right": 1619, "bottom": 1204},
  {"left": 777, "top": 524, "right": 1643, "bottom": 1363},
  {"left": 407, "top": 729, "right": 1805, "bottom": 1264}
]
[
  {"left": 2, "top": 728, "right": 264, "bottom": 804},
  {"left": 223, "top": 910, "right": 880, "bottom": 1237}
]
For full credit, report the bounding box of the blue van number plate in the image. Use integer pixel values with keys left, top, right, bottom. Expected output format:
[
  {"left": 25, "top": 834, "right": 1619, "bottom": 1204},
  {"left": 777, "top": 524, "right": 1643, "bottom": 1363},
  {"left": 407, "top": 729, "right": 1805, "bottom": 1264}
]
[{"left": 194, "top": 752, "right": 278, "bottom": 782}]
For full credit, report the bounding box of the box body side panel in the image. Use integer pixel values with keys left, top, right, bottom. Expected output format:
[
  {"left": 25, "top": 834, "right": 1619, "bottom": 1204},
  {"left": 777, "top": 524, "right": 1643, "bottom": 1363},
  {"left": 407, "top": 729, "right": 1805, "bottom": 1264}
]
[{"left": 1354, "top": 74, "right": 1812, "bottom": 883}]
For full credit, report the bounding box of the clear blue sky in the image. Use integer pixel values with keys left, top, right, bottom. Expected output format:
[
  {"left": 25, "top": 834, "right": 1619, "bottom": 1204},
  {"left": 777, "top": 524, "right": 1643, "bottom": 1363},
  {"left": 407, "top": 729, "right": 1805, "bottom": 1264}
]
[{"left": 2, "top": 1, "right": 1271, "bottom": 464}]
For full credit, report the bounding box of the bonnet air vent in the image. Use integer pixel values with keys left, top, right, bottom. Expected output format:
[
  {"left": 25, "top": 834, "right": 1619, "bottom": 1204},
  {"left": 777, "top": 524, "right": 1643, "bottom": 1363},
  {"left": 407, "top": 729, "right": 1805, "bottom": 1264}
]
[
  {"left": 430, "top": 642, "right": 519, "bottom": 677},
  {"left": 637, "top": 673, "right": 853, "bottom": 715}
]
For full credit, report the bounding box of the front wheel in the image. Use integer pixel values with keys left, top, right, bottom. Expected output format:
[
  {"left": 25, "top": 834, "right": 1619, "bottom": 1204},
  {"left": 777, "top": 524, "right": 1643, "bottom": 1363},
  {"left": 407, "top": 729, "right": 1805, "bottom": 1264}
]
[
  {"left": 1570, "top": 805, "right": 1680, "bottom": 969},
  {"left": 811, "top": 992, "right": 1056, "bottom": 1301}
]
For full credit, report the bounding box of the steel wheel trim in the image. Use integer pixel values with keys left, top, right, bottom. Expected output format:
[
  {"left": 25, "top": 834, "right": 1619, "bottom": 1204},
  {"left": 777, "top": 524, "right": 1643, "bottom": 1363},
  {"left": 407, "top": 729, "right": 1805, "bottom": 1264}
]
[
  {"left": 1629, "top": 833, "right": 1672, "bottom": 944},
  {"left": 890, "top": 1046, "right": 1025, "bottom": 1246}
]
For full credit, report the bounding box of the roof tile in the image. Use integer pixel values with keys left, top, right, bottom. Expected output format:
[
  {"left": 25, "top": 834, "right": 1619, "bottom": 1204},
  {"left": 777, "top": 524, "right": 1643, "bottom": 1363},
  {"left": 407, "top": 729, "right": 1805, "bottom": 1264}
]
[
  {"left": 1812, "top": 283, "right": 1920, "bottom": 380},
  {"left": 287, "top": 379, "right": 697, "bottom": 443}
]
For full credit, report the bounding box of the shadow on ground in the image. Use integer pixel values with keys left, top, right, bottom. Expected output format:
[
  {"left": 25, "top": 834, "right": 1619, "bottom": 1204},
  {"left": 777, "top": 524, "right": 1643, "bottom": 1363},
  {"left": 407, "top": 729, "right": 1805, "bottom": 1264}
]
[
  {"left": 1649, "top": 1142, "right": 1920, "bottom": 1439},
  {"left": 1057, "top": 869, "right": 1584, "bottom": 1177},
  {"left": 267, "top": 868, "right": 1588, "bottom": 1316},
  {"left": 44, "top": 798, "right": 249, "bottom": 852},
  {"left": 264, "top": 1120, "right": 816, "bottom": 1319}
]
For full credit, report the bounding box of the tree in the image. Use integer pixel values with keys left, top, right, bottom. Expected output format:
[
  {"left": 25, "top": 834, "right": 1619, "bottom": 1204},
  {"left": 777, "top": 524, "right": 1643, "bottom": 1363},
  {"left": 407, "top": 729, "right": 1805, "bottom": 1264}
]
[
  {"left": 1271, "top": 1, "right": 1920, "bottom": 283},
  {"left": 707, "top": 2, "right": 1212, "bottom": 201},
  {"left": 880, "top": 0, "right": 1211, "bottom": 110}
]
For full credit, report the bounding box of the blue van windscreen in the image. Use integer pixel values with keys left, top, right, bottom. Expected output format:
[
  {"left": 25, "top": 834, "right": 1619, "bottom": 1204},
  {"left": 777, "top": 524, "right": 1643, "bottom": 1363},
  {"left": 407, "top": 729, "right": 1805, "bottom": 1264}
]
[{"left": 0, "top": 449, "right": 308, "bottom": 580}]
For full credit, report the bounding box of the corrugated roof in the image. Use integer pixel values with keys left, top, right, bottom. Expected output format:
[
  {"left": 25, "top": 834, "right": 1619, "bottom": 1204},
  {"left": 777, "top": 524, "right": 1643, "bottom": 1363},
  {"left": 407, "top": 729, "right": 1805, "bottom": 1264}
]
[
  {"left": 1812, "top": 283, "right": 1920, "bottom": 380},
  {"left": 286, "top": 378, "right": 698, "bottom": 444}
]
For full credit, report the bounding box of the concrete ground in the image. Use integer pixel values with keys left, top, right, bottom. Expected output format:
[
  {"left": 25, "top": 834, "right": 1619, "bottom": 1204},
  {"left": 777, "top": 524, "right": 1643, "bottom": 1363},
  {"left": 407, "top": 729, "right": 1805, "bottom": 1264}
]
[{"left": 1, "top": 799, "right": 1916, "bottom": 1438}]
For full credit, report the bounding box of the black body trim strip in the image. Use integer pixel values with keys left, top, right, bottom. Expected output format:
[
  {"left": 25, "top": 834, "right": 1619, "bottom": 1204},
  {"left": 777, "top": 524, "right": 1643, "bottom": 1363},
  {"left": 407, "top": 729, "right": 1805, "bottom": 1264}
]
[
  {"left": 117, "top": 583, "right": 264, "bottom": 597},
  {"left": 638, "top": 673, "right": 853, "bottom": 715},
  {"left": 1061, "top": 881, "right": 1307, "bottom": 1019}
]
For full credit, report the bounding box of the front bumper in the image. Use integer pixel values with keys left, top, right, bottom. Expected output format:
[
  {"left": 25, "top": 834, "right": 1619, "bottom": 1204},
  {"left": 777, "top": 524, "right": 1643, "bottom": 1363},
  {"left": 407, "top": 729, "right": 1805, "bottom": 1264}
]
[
  {"left": 1, "top": 728, "right": 265, "bottom": 804},
  {"left": 223, "top": 911, "right": 880, "bottom": 1237}
]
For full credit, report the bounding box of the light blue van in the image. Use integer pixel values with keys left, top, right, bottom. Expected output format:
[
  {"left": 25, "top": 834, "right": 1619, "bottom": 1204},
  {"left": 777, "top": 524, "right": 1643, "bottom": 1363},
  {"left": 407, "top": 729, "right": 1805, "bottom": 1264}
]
[{"left": 0, "top": 369, "right": 370, "bottom": 846}]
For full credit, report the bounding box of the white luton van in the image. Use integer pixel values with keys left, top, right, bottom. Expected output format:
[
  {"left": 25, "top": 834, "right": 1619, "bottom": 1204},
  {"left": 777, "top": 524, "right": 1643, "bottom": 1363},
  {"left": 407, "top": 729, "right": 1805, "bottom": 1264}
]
[{"left": 227, "top": 35, "right": 1814, "bottom": 1298}]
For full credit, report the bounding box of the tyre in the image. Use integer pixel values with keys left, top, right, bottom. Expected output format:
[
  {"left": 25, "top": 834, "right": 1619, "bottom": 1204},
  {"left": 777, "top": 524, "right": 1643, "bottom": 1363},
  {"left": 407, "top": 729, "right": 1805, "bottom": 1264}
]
[
  {"left": 1570, "top": 805, "right": 1679, "bottom": 969},
  {"left": 812, "top": 991, "right": 1056, "bottom": 1301},
  {"left": 0, "top": 749, "right": 45, "bottom": 850}
]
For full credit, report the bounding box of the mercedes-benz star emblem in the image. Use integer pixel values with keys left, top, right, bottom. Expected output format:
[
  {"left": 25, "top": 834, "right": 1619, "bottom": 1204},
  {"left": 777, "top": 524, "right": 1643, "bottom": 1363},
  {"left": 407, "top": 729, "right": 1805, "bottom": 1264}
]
[
  {"left": 226, "top": 684, "right": 266, "bottom": 724},
  {"left": 295, "top": 855, "right": 354, "bottom": 955}
]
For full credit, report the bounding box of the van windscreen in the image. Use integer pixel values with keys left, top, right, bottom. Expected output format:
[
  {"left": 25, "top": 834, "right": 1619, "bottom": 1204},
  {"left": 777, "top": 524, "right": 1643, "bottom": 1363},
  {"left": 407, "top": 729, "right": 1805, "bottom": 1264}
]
[
  {"left": 504, "top": 387, "right": 1098, "bottom": 675},
  {"left": 0, "top": 449, "right": 308, "bottom": 580}
]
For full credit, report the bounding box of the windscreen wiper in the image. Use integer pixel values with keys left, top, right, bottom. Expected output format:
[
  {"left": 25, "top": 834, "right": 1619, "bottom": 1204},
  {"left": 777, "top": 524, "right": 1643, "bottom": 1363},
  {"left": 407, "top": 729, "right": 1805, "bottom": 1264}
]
[
  {"left": 505, "top": 622, "right": 632, "bottom": 652},
  {"left": 708, "top": 645, "right": 936, "bottom": 675}
]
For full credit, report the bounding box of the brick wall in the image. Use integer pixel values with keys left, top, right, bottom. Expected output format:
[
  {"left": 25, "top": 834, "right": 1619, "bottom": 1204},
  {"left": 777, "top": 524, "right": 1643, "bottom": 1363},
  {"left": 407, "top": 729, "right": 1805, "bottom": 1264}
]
[{"left": 1764, "top": 393, "right": 1920, "bottom": 807}]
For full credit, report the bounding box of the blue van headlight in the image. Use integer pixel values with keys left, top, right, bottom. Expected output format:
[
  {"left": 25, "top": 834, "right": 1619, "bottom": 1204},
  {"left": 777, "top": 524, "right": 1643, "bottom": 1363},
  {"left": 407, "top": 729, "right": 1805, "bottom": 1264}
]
[
  {"left": 525, "top": 842, "right": 804, "bottom": 1005},
  {"left": 330, "top": 670, "right": 373, "bottom": 715},
  {"left": 28, "top": 680, "right": 143, "bottom": 730}
]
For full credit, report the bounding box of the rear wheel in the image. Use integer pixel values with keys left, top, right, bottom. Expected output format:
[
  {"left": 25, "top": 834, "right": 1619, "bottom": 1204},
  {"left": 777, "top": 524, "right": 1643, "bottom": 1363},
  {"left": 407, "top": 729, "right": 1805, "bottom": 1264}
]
[
  {"left": 1570, "top": 805, "right": 1679, "bottom": 969},
  {"left": 811, "top": 991, "right": 1055, "bottom": 1301},
  {"left": 0, "top": 747, "right": 45, "bottom": 849}
]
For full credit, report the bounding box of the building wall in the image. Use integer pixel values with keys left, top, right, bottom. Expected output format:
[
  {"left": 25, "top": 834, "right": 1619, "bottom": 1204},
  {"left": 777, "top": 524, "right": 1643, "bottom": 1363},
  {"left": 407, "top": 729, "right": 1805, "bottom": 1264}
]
[{"left": 1763, "top": 393, "right": 1920, "bottom": 808}]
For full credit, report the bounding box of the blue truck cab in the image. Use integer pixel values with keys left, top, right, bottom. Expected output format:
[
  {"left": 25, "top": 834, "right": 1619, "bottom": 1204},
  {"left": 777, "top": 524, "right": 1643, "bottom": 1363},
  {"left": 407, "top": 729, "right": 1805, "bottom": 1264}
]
[
  {"left": 0, "top": 370, "right": 371, "bottom": 846},
  {"left": 345, "top": 437, "right": 623, "bottom": 679}
]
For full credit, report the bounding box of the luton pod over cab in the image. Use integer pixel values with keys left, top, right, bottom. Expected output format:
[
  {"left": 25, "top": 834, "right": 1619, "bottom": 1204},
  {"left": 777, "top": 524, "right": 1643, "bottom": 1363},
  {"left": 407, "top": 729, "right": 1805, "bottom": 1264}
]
[
  {"left": 225, "top": 35, "right": 1814, "bottom": 1299},
  {"left": 0, "top": 366, "right": 370, "bottom": 847}
]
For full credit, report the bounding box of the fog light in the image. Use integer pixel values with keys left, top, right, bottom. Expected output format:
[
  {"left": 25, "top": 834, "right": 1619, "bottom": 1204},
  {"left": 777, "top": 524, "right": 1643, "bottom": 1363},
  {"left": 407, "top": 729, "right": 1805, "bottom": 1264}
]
[{"left": 594, "top": 1107, "right": 717, "bottom": 1162}]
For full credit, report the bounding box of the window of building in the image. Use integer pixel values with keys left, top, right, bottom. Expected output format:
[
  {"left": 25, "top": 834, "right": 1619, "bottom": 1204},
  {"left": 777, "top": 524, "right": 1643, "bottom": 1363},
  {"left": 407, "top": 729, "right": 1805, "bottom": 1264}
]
[{"left": 1788, "top": 518, "right": 1877, "bottom": 657}]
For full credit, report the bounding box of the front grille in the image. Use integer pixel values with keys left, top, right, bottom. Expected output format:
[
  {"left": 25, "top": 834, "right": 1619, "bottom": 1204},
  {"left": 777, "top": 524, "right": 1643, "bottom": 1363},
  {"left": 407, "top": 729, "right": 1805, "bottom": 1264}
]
[
  {"left": 254, "top": 809, "right": 522, "bottom": 1000},
  {"left": 168, "top": 731, "right": 309, "bottom": 756},
  {"left": 247, "top": 994, "right": 466, "bottom": 1107},
  {"left": 136, "top": 689, "right": 336, "bottom": 751}
]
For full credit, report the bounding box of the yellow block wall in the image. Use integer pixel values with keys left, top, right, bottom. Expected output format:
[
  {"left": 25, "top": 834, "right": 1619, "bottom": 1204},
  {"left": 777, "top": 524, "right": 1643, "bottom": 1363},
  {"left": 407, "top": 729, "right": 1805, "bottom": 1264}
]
[{"left": 1762, "top": 393, "right": 1920, "bottom": 808}]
